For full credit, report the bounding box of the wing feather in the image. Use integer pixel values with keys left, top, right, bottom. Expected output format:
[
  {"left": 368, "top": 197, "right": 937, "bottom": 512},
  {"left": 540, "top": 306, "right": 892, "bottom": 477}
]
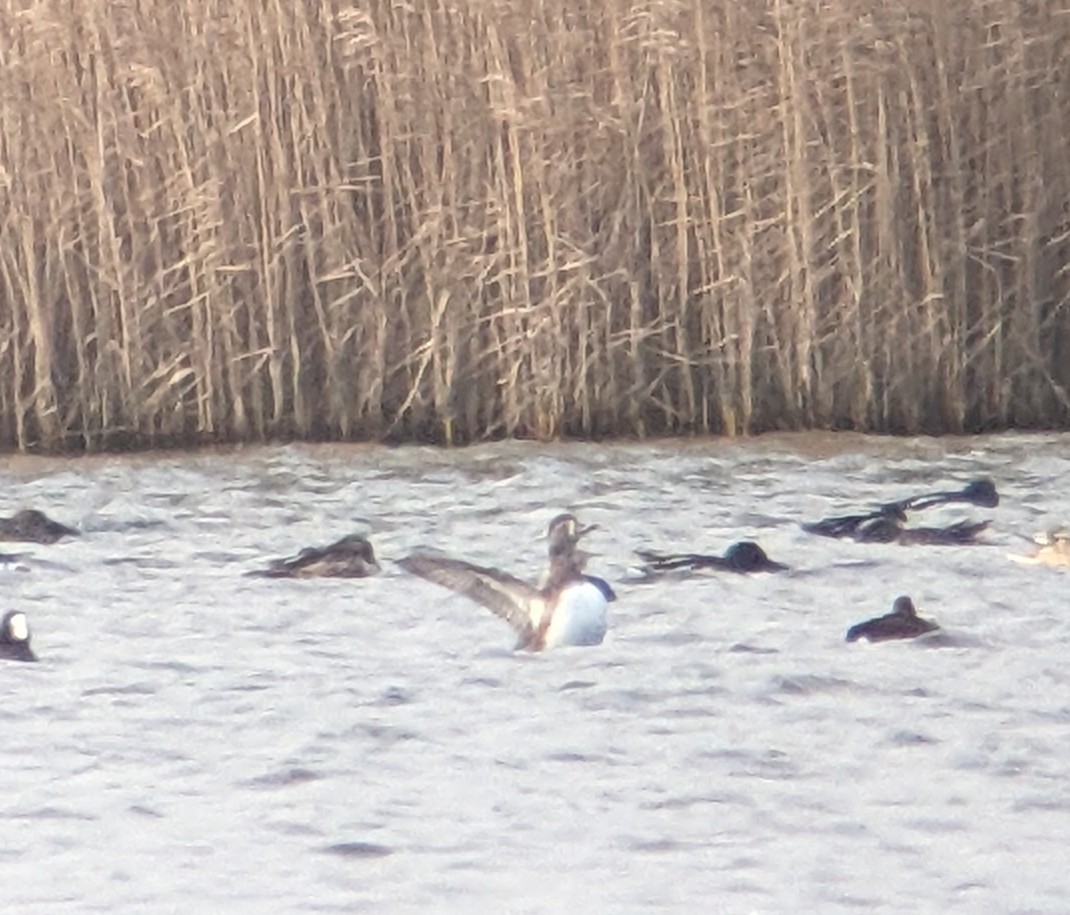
[{"left": 398, "top": 554, "right": 542, "bottom": 640}]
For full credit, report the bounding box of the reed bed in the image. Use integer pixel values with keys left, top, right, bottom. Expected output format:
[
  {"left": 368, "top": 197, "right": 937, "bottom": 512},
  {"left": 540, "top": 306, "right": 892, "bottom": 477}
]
[{"left": 1, "top": 0, "right": 1069, "bottom": 451}]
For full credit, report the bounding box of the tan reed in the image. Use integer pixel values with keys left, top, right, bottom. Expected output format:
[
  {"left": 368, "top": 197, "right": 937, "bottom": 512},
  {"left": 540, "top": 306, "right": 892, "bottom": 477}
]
[{"left": 1, "top": 0, "right": 1069, "bottom": 451}]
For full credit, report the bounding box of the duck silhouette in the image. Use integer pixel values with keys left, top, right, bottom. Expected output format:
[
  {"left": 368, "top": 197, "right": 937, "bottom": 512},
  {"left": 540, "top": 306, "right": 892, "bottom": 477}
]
[
  {"left": 845, "top": 596, "right": 940, "bottom": 643},
  {"left": 0, "top": 510, "right": 79, "bottom": 544},
  {"left": 805, "top": 478, "right": 997, "bottom": 545},
  {"left": 854, "top": 517, "right": 990, "bottom": 546},
  {"left": 634, "top": 540, "right": 788, "bottom": 575},
  {"left": 250, "top": 534, "right": 381, "bottom": 578}
]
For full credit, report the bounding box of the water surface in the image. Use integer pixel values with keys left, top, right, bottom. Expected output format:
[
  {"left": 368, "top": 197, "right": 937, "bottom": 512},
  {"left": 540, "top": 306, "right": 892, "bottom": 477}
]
[{"left": 1, "top": 433, "right": 1068, "bottom": 913}]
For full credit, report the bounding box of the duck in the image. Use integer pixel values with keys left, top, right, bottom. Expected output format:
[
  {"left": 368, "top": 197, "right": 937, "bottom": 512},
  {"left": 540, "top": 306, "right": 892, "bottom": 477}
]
[
  {"left": 853, "top": 516, "right": 990, "bottom": 546},
  {"left": 397, "top": 513, "right": 614, "bottom": 650},
  {"left": 888, "top": 477, "right": 999, "bottom": 513},
  {"left": 802, "top": 503, "right": 907, "bottom": 539},
  {"left": 249, "top": 533, "right": 381, "bottom": 578},
  {"left": 634, "top": 541, "right": 788, "bottom": 575},
  {"left": 0, "top": 610, "right": 37, "bottom": 662},
  {"left": 845, "top": 595, "right": 940, "bottom": 643},
  {"left": 804, "top": 478, "right": 998, "bottom": 541},
  {"left": 0, "top": 509, "right": 79, "bottom": 544},
  {"left": 1008, "top": 529, "right": 1070, "bottom": 567}
]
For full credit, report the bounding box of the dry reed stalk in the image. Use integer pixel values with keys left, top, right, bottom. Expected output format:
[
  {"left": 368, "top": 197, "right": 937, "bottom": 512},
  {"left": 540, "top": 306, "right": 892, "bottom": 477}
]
[{"left": 2, "top": 0, "right": 1070, "bottom": 451}]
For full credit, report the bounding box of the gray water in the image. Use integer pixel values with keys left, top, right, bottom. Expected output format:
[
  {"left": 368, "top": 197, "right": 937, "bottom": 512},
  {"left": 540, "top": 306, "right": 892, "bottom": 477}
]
[{"left": 1, "top": 433, "right": 1068, "bottom": 913}]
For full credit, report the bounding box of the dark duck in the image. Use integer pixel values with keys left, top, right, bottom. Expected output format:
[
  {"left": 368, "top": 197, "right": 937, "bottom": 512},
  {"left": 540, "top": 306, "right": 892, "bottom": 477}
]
[
  {"left": 0, "top": 509, "right": 79, "bottom": 544},
  {"left": 634, "top": 541, "right": 788, "bottom": 575},
  {"left": 845, "top": 596, "right": 940, "bottom": 643},
  {"left": 850, "top": 516, "right": 990, "bottom": 546},
  {"left": 804, "top": 478, "right": 997, "bottom": 545}
]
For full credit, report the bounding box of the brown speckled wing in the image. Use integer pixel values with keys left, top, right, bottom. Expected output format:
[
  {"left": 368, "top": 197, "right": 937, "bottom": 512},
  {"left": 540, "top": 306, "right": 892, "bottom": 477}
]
[{"left": 397, "top": 554, "right": 540, "bottom": 642}]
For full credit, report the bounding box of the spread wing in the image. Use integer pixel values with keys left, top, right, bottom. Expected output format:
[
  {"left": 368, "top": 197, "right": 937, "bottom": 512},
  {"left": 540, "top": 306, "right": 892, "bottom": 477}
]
[{"left": 397, "top": 554, "right": 542, "bottom": 641}]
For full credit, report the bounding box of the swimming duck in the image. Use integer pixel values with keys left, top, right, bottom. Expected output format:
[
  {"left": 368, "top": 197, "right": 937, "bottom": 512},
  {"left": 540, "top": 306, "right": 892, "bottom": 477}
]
[
  {"left": 1008, "top": 529, "right": 1070, "bottom": 567},
  {"left": 887, "top": 477, "right": 999, "bottom": 513},
  {"left": 805, "top": 478, "right": 998, "bottom": 541},
  {"left": 854, "top": 517, "right": 990, "bottom": 546},
  {"left": 845, "top": 595, "right": 940, "bottom": 643},
  {"left": 397, "top": 513, "right": 614, "bottom": 650},
  {"left": 0, "top": 610, "right": 37, "bottom": 662},
  {"left": 250, "top": 534, "right": 381, "bottom": 578},
  {"left": 634, "top": 541, "right": 788, "bottom": 575},
  {"left": 0, "top": 509, "right": 79, "bottom": 544},
  {"left": 802, "top": 504, "right": 907, "bottom": 540}
]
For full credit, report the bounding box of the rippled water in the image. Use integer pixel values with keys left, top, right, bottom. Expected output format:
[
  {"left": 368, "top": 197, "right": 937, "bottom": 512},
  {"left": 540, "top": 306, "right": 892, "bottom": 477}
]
[{"left": 2, "top": 433, "right": 1069, "bottom": 913}]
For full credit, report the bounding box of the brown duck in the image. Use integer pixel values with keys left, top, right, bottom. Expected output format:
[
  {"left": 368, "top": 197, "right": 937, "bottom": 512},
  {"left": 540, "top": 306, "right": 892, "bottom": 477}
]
[
  {"left": 0, "top": 509, "right": 79, "bottom": 544},
  {"left": 250, "top": 534, "right": 381, "bottom": 578},
  {"left": 846, "top": 596, "right": 940, "bottom": 643}
]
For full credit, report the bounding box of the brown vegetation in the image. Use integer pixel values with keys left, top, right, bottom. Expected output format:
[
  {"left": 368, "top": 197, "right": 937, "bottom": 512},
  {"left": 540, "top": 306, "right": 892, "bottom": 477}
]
[{"left": 1, "top": 0, "right": 1069, "bottom": 451}]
